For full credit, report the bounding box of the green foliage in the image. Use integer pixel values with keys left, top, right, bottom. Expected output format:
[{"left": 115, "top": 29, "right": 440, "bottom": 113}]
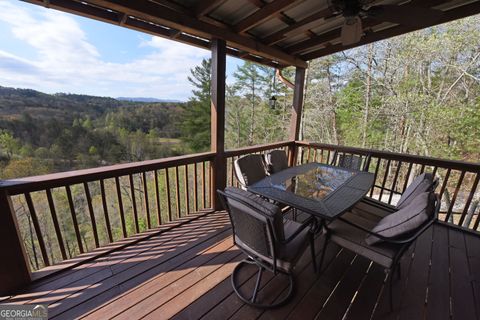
[{"left": 181, "top": 58, "right": 211, "bottom": 152}]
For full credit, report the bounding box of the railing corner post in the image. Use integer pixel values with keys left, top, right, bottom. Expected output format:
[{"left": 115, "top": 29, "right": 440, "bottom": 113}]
[
  {"left": 0, "top": 190, "right": 31, "bottom": 294},
  {"left": 210, "top": 38, "right": 227, "bottom": 211}
]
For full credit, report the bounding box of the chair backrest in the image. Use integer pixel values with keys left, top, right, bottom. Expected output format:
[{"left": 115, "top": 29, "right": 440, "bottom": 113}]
[
  {"left": 234, "top": 154, "right": 267, "bottom": 188},
  {"left": 264, "top": 150, "right": 289, "bottom": 174},
  {"left": 397, "top": 173, "right": 438, "bottom": 209},
  {"left": 218, "top": 187, "right": 284, "bottom": 263},
  {"left": 331, "top": 151, "right": 371, "bottom": 172}
]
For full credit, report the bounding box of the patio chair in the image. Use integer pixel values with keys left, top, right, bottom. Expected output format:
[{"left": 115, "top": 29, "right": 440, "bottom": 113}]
[
  {"left": 234, "top": 154, "right": 268, "bottom": 189},
  {"left": 319, "top": 190, "right": 440, "bottom": 311},
  {"left": 218, "top": 187, "right": 316, "bottom": 308},
  {"left": 264, "top": 150, "right": 289, "bottom": 174},
  {"left": 331, "top": 151, "right": 371, "bottom": 171}
]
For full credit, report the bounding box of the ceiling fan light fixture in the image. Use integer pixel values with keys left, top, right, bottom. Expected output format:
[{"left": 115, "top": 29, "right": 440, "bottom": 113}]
[{"left": 341, "top": 16, "right": 363, "bottom": 46}]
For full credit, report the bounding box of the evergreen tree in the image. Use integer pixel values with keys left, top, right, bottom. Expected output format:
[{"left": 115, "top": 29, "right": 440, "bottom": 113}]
[{"left": 181, "top": 58, "right": 212, "bottom": 152}]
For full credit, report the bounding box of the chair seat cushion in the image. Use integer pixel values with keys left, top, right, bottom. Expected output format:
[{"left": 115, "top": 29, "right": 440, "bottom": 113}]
[
  {"left": 397, "top": 173, "right": 433, "bottom": 209},
  {"left": 366, "top": 192, "right": 432, "bottom": 245},
  {"left": 328, "top": 212, "right": 399, "bottom": 268}
]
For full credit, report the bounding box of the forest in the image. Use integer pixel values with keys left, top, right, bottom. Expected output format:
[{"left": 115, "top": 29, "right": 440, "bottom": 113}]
[{"left": 1, "top": 15, "right": 479, "bottom": 270}]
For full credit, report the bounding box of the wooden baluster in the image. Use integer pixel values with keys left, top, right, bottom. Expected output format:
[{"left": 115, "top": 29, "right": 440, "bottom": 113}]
[
  {"left": 165, "top": 168, "right": 172, "bottom": 221},
  {"left": 438, "top": 168, "right": 451, "bottom": 203},
  {"left": 230, "top": 157, "right": 234, "bottom": 187},
  {"left": 369, "top": 158, "right": 381, "bottom": 198},
  {"left": 128, "top": 175, "right": 139, "bottom": 233},
  {"left": 326, "top": 150, "right": 331, "bottom": 165},
  {"left": 420, "top": 164, "right": 425, "bottom": 174},
  {"left": 300, "top": 147, "right": 305, "bottom": 164},
  {"left": 379, "top": 159, "right": 391, "bottom": 202},
  {"left": 445, "top": 171, "right": 466, "bottom": 223},
  {"left": 142, "top": 172, "right": 151, "bottom": 229},
  {"left": 115, "top": 177, "right": 127, "bottom": 238},
  {"left": 83, "top": 182, "right": 100, "bottom": 247},
  {"left": 313, "top": 148, "right": 317, "bottom": 162},
  {"left": 175, "top": 166, "right": 181, "bottom": 218},
  {"left": 154, "top": 170, "right": 162, "bottom": 226},
  {"left": 209, "top": 161, "right": 213, "bottom": 208},
  {"left": 320, "top": 149, "right": 324, "bottom": 163},
  {"left": 25, "top": 193, "right": 49, "bottom": 266},
  {"left": 193, "top": 163, "right": 199, "bottom": 212},
  {"left": 306, "top": 147, "right": 311, "bottom": 163},
  {"left": 184, "top": 165, "right": 190, "bottom": 215},
  {"left": 432, "top": 166, "right": 438, "bottom": 178},
  {"left": 99, "top": 180, "right": 113, "bottom": 243},
  {"left": 402, "top": 162, "right": 414, "bottom": 193},
  {"left": 388, "top": 161, "right": 402, "bottom": 205},
  {"left": 65, "top": 185, "right": 84, "bottom": 253},
  {"left": 459, "top": 173, "right": 479, "bottom": 227},
  {"left": 46, "top": 188, "right": 67, "bottom": 260},
  {"left": 202, "top": 161, "right": 206, "bottom": 209}
]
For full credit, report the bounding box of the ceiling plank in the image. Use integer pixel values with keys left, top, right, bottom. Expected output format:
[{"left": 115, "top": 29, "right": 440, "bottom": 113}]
[
  {"left": 284, "top": 0, "right": 453, "bottom": 56},
  {"left": 195, "top": 0, "right": 227, "bottom": 17},
  {"left": 262, "top": 8, "right": 332, "bottom": 45},
  {"left": 301, "top": 0, "right": 480, "bottom": 61},
  {"left": 81, "top": 0, "right": 307, "bottom": 67},
  {"left": 234, "top": 0, "right": 303, "bottom": 33}
]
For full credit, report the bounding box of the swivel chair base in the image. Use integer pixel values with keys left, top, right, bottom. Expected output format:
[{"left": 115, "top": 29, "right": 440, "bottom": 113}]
[{"left": 231, "top": 257, "right": 294, "bottom": 309}]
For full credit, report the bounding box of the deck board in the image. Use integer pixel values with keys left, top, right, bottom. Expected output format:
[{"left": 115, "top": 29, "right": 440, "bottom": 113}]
[{"left": 6, "top": 209, "right": 480, "bottom": 320}]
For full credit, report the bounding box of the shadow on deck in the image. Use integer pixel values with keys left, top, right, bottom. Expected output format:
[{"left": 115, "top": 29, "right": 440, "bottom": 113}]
[{"left": 3, "top": 207, "right": 480, "bottom": 320}]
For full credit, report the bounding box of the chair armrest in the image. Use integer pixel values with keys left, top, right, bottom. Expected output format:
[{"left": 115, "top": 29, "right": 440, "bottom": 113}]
[{"left": 280, "top": 216, "right": 315, "bottom": 244}]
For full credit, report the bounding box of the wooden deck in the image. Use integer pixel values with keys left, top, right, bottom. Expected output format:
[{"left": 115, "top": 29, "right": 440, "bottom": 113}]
[{"left": 3, "top": 209, "right": 480, "bottom": 320}]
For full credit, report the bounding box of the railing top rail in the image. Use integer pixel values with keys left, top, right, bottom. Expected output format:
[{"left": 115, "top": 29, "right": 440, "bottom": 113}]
[
  {"left": 0, "top": 152, "right": 215, "bottom": 195},
  {"left": 296, "top": 141, "right": 480, "bottom": 173},
  {"left": 224, "top": 140, "right": 293, "bottom": 157}
]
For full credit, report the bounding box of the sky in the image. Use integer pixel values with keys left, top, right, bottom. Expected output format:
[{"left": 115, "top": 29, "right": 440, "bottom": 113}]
[{"left": 0, "top": 0, "right": 244, "bottom": 101}]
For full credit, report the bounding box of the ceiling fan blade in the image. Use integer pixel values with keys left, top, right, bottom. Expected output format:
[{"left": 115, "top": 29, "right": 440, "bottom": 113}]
[
  {"left": 366, "top": 4, "right": 443, "bottom": 27},
  {"left": 341, "top": 16, "right": 363, "bottom": 46}
]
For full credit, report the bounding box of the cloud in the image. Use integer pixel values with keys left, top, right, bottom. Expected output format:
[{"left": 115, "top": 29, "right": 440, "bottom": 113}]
[{"left": 0, "top": 1, "right": 210, "bottom": 100}]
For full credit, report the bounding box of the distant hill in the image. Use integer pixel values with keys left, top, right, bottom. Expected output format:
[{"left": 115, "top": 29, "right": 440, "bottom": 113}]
[
  {"left": 0, "top": 86, "right": 125, "bottom": 121},
  {"left": 117, "top": 97, "right": 183, "bottom": 103},
  {"left": 0, "top": 86, "right": 185, "bottom": 123}
]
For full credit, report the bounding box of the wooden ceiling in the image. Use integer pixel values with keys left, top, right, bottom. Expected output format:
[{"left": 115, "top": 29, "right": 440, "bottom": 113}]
[{"left": 22, "top": 0, "right": 480, "bottom": 68}]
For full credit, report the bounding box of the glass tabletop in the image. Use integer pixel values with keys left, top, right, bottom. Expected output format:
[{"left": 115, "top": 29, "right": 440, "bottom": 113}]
[
  {"left": 249, "top": 162, "right": 374, "bottom": 220},
  {"left": 270, "top": 165, "right": 356, "bottom": 200}
]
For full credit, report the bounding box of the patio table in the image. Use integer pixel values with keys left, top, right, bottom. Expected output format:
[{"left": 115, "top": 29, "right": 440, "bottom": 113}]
[{"left": 248, "top": 162, "right": 375, "bottom": 221}]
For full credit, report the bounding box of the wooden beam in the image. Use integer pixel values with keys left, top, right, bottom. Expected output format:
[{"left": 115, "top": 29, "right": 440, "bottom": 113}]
[
  {"left": 234, "top": 0, "right": 303, "bottom": 33},
  {"left": 0, "top": 190, "right": 31, "bottom": 294},
  {"left": 262, "top": 8, "right": 332, "bottom": 45},
  {"left": 301, "top": 0, "right": 480, "bottom": 61},
  {"left": 195, "top": 0, "right": 227, "bottom": 17},
  {"left": 210, "top": 38, "right": 227, "bottom": 210},
  {"left": 288, "top": 66, "right": 306, "bottom": 167},
  {"left": 81, "top": 0, "right": 307, "bottom": 67},
  {"left": 289, "top": 67, "right": 306, "bottom": 141}
]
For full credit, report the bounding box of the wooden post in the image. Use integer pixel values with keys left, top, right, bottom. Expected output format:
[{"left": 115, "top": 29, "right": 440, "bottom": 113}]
[
  {"left": 288, "top": 67, "right": 306, "bottom": 166},
  {"left": 0, "top": 190, "right": 31, "bottom": 294},
  {"left": 210, "top": 38, "right": 227, "bottom": 210}
]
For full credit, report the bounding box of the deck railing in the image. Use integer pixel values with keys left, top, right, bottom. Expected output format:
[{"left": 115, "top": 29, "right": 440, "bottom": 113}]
[
  {"left": 295, "top": 141, "right": 480, "bottom": 232},
  {"left": 0, "top": 140, "right": 478, "bottom": 294},
  {"left": 0, "top": 152, "right": 215, "bottom": 275}
]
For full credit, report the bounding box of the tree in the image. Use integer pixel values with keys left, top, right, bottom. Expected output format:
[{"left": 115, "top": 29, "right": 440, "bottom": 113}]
[
  {"left": 233, "top": 62, "right": 270, "bottom": 145},
  {"left": 181, "top": 58, "right": 211, "bottom": 152}
]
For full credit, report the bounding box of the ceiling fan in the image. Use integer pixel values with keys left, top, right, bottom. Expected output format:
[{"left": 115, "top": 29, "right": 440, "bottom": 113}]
[{"left": 328, "top": 0, "right": 444, "bottom": 46}]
